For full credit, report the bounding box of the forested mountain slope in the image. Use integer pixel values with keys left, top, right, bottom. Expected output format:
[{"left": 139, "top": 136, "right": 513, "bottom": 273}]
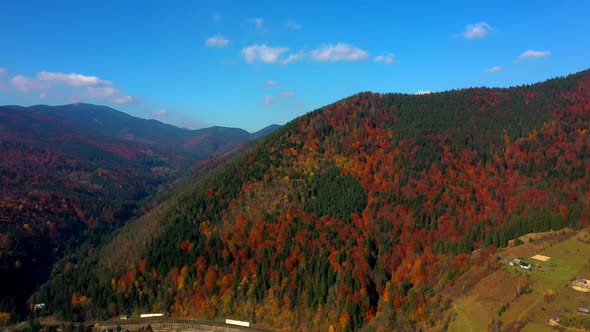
[
  {"left": 40, "top": 70, "right": 590, "bottom": 330},
  {"left": 0, "top": 107, "right": 200, "bottom": 317},
  {"left": 0, "top": 102, "right": 280, "bottom": 321}
]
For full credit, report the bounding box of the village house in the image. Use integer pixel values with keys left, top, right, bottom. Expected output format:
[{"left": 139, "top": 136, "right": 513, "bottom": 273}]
[
  {"left": 572, "top": 279, "right": 590, "bottom": 292},
  {"left": 33, "top": 303, "right": 45, "bottom": 311},
  {"left": 519, "top": 261, "right": 531, "bottom": 269},
  {"left": 549, "top": 316, "right": 561, "bottom": 326}
]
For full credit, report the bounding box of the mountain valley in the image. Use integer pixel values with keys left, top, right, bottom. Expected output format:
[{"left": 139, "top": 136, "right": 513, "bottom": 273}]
[{"left": 0, "top": 105, "right": 278, "bottom": 319}]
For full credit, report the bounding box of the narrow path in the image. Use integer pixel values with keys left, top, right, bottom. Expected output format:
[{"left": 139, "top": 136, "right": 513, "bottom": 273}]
[
  {"left": 517, "top": 296, "right": 541, "bottom": 321},
  {"left": 91, "top": 317, "right": 271, "bottom": 332},
  {"left": 452, "top": 302, "right": 474, "bottom": 332}
]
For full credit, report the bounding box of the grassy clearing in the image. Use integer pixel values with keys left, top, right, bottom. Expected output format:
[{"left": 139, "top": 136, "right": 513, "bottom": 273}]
[
  {"left": 448, "top": 228, "right": 590, "bottom": 331},
  {"left": 510, "top": 230, "right": 590, "bottom": 329},
  {"left": 521, "top": 321, "right": 553, "bottom": 332},
  {"left": 500, "top": 293, "right": 539, "bottom": 322},
  {"left": 531, "top": 233, "right": 590, "bottom": 291},
  {"left": 447, "top": 302, "right": 475, "bottom": 332},
  {"left": 447, "top": 270, "right": 529, "bottom": 331}
]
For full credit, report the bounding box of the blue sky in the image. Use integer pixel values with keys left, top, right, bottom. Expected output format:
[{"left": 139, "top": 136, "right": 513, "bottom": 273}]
[{"left": 1, "top": 0, "right": 589, "bottom": 132}]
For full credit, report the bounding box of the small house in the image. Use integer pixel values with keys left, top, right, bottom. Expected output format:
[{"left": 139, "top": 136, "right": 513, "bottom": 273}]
[
  {"left": 572, "top": 279, "right": 590, "bottom": 292},
  {"left": 34, "top": 303, "right": 46, "bottom": 311},
  {"left": 549, "top": 316, "right": 560, "bottom": 326},
  {"left": 520, "top": 261, "right": 531, "bottom": 269}
]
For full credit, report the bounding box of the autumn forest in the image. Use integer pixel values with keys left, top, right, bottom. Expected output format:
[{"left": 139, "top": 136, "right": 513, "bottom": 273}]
[{"left": 11, "top": 70, "right": 588, "bottom": 330}]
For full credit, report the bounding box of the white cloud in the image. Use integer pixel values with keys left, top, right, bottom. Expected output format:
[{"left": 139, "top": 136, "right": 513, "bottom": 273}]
[
  {"left": 482, "top": 66, "right": 503, "bottom": 74},
  {"left": 264, "top": 95, "right": 274, "bottom": 106},
  {"left": 149, "top": 109, "right": 169, "bottom": 116},
  {"left": 243, "top": 43, "right": 371, "bottom": 65},
  {"left": 241, "top": 44, "right": 289, "bottom": 64},
  {"left": 281, "top": 52, "right": 305, "bottom": 65},
  {"left": 518, "top": 50, "right": 551, "bottom": 60},
  {"left": 415, "top": 90, "right": 432, "bottom": 95},
  {"left": 374, "top": 53, "right": 396, "bottom": 64},
  {"left": 462, "top": 22, "right": 492, "bottom": 39},
  {"left": 37, "top": 71, "right": 112, "bottom": 87},
  {"left": 205, "top": 34, "right": 230, "bottom": 47},
  {"left": 309, "top": 43, "right": 368, "bottom": 62},
  {"left": 265, "top": 80, "right": 278, "bottom": 86},
  {"left": 0, "top": 68, "right": 6, "bottom": 77},
  {"left": 280, "top": 91, "right": 296, "bottom": 97},
  {"left": 5, "top": 69, "right": 134, "bottom": 105},
  {"left": 10, "top": 75, "right": 50, "bottom": 92},
  {"left": 10, "top": 75, "right": 34, "bottom": 92},
  {"left": 9, "top": 71, "right": 112, "bottom": 93},
  {"left": 287, "top": 20, "right": 301, "bottom": 30},
  {"left": 212, "top": 14, "right": 221, "bottom": 23},
  {"left": 86, "top": 87, "right": 134, "bottom": 105}
]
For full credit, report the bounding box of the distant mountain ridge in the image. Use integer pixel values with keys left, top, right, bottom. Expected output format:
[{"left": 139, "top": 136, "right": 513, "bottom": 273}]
[
  {"left": 2, "top": 103, "right": 280, "bottom": 160},
  {"left": 0, "top": 106, "right": 197, "bottom": 316},
  {"left": 0, "top": 103, "right": 279, "bottom": 318}
]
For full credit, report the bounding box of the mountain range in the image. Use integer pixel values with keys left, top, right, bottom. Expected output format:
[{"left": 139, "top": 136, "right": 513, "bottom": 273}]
[
  {"left": 0, "top": 104, "right": 279, "bottom": 317},
  {"left": 30, "top": 69, "right": 590, "bottom": 330},
  {"left": 2, "top": 103, "right": 280, "bottom": 160}
]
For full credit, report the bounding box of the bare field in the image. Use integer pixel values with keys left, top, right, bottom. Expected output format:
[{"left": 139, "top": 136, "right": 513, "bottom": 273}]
[
  {"left": 447, "top": 270, "right": 530, "bottom": 331},
  {"left": 531, "top": 254, "right": 551, "bottom": 262}
]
